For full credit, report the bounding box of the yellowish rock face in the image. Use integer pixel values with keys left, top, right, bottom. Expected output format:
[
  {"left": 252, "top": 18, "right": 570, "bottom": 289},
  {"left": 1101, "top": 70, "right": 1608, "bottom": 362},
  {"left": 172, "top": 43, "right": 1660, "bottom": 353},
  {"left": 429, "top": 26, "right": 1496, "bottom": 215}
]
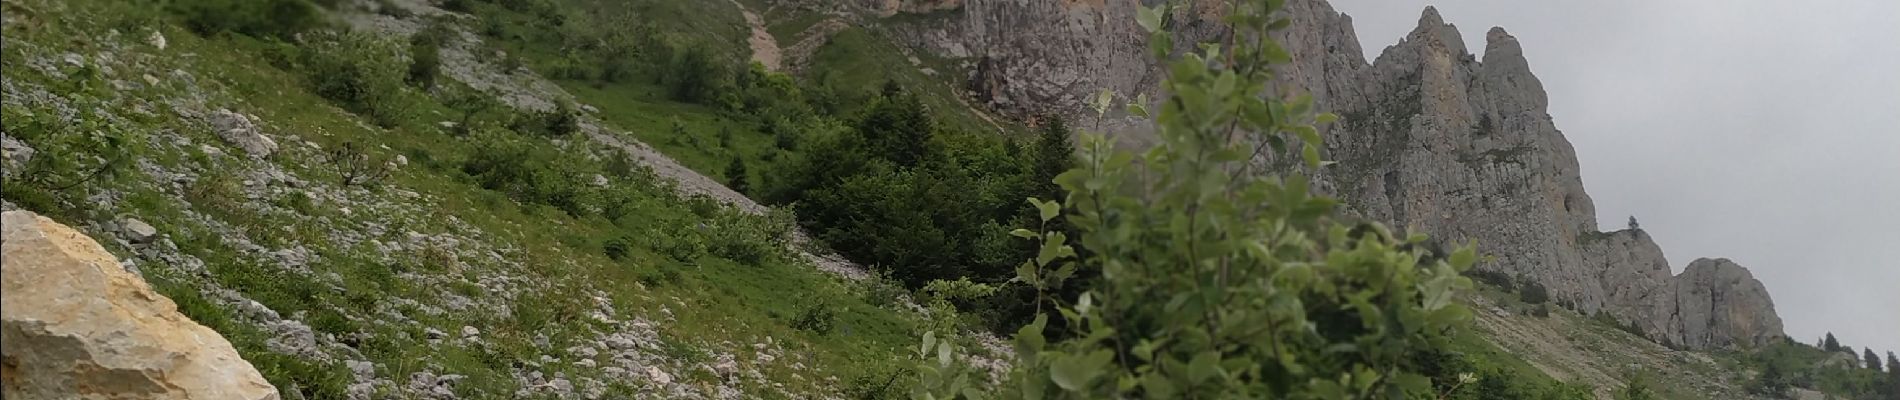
[{"left": 2, "top": 211, "right": 280, "bottom": 400}]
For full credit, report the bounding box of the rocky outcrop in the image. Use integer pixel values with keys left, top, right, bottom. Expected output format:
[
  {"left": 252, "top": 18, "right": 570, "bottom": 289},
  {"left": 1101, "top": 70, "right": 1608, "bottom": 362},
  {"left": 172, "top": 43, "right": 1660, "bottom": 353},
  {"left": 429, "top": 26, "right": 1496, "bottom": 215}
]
[
  {"left": 1, "top": 134, "right": 32, "bottom": 177},
  {"left": 863, "top": 0, "right": 1785, "bottom": 349},
  {"left": 2, "top": 211, "right": 280, "bottom": 400},
  {"left": 210, "top": 109, "right": 277, "bottom": 158},
  {"left": 1671, "top": 258, "right": 1784, "bottom": 349},
  {"left": 1580, "top": 229, "right": 1679, "bottom": 343}
]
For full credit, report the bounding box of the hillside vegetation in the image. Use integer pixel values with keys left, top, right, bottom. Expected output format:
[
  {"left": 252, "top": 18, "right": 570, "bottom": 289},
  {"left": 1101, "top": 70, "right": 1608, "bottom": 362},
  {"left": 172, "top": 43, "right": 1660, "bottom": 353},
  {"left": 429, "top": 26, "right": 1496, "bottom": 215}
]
[{"left": 3, "top": 0, "right": 1894, "bottom": 399}]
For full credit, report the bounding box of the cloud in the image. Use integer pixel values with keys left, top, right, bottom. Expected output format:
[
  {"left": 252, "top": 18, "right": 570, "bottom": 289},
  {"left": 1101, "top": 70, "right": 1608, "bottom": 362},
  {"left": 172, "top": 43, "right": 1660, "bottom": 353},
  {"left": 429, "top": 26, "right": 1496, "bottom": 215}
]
[{"left": 1330, "top": 0, "right": 1900, "bottom": 356}]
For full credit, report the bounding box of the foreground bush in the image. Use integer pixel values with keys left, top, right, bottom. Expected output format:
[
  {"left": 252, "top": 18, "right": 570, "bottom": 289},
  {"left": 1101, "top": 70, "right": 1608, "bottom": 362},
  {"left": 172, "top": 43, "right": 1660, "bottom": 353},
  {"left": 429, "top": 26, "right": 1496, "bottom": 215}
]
[{"left": 912, "top": 1, "right": 1477, "bottom": 398}]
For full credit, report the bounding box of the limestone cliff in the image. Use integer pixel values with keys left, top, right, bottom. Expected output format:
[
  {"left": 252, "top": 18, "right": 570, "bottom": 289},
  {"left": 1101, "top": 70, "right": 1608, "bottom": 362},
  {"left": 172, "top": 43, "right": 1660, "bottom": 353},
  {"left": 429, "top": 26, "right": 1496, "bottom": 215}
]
[{"left": 842, "top": 0, "right": 1785, "bottom": 349}]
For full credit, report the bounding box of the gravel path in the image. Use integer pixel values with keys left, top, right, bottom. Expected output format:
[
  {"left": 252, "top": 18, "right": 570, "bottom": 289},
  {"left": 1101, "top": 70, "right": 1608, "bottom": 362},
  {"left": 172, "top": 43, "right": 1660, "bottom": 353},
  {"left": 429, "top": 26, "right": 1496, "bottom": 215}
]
[{"left": 729, "top": 0, "right": 783, "bottom": 72}]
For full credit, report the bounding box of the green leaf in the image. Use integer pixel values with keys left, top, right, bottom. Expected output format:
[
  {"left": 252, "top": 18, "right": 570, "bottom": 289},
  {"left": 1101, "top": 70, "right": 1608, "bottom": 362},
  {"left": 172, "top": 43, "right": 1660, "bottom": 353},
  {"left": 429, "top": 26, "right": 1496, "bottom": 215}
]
[
  {"left": 921, "top": 331, "right": 937, "bottom": 357},
  {"left": 1015, "top": 261, "right": 1038, "bottom": 287},
  {"left": 1136, "top": 5, "right": 1163, "bottom": 33},
  {"left": 1188, "top": 351, "right": 1222, "bottom": 384},
  {"left": 1293, "top": 125, "right": 1321, "bottom": 145},
  {"left": 1016, "top": 314, "right": 1047, "bottom": 354},
  {"left": 1009, "top": 228, "right": 1039, "bottom": 239},
  {"left": 1142, "top": 373, "right": 1178, "bottom": 398},
  {"left": 1266, "top": 17, "right": 1291, "bottom": 31},
  {"left": 1037, "top": 233, "right": 1068, "bottom": 266},
  {"left": 1263, "top": 40, "right": 1292, "bottom": 63},
  {"left": 1050, "top": 350, "right": 1113, "bottom": 390},
  {"left": 1019, "top": 368, "right": 1047, "bottom": 399},
  {"left": 1316, "top": 112, "right": 1339, "bottom": 124},
  {"left": 1036, "top": 199, "right": 1061, "bottom": 222},
  {"left": 1133, "top": 338, "right": 1167, "bottom": 362},
  {"left": 1448, "top": 246, "right": 1477, "bottom": 269},
  {"left": 1213, "top": 70, "right": 1237, "bottom": 96},
  {"left": 1052, "top": 261, "right": 1077, "bottom": 282},
  {"left": 960, "top": 387, "right": 987, "bottom": 400},
  {"left": 1302, "top": 143, "right": 1322, "bottom": 169}
]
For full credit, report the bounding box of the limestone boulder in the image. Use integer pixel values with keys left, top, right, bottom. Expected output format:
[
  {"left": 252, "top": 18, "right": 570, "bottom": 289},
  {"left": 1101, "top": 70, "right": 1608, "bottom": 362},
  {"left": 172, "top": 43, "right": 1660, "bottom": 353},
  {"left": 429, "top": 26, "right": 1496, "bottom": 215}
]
[
  {"left": 2, "top": 210, "right": 280, "bottom": 400},
  {"left": 209, "top": 109, "right": 277, "bottom": 158}
]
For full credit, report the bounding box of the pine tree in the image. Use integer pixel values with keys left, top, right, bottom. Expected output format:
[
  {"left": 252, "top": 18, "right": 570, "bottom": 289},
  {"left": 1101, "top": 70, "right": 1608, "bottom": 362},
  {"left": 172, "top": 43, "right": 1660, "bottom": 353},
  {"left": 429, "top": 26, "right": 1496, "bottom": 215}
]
[
  {"left": 1028, "top": 116, "right": 1075, "bottom": 203},
  {"left": 1887, "top": 352, "right": 1899, "bottom": 394},
  {"left": 1887, "top": 351, "right": 1900, "bottom": 400},
  {"left": 856, "top": 90, "right": 934, "bottom": 168},
  {"left": 1866, "top": 348, "right": 1883, "bottom": 372},
  {"left": 1825, "top": 332, "right": 1842, "bottom": 352},
  {"left": 725, "top": 157, "right": 749, "bottom": 194}
]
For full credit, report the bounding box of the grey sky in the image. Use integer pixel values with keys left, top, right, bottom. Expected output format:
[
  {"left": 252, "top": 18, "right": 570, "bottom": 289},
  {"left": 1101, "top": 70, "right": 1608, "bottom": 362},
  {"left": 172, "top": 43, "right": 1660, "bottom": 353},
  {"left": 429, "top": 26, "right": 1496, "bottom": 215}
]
[{"left": 1328, "top": 1, "right": 1900, "bottom": 356}]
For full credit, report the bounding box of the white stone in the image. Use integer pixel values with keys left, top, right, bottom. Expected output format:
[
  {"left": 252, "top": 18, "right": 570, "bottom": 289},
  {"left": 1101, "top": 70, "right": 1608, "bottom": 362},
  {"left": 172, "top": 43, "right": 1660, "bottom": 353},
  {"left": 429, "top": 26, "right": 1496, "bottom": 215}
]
[
  {"left": 645, "top": 366, "right": 672, "bottom": 385},
  {"left": 120, "top": 217, "right": 159, "bottom": 244}
]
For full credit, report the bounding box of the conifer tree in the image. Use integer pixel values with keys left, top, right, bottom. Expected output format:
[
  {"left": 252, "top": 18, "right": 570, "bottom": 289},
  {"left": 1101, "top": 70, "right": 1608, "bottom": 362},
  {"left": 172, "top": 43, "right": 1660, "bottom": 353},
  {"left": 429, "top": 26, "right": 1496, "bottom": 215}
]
[{"left": 725, "top": 157, "right": 749, "bottom": 194}]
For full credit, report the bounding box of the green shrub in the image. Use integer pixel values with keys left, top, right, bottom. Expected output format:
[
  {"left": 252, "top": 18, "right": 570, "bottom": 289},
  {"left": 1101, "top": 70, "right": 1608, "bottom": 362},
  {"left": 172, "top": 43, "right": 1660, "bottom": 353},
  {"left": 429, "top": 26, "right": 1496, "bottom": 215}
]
[
  {"left": 1467, "top": 268, "right": 1517, "bottom": 292},
  {"left": 298, "top": 31, "right": 410, "bottom": 127},
  {"left": 650, "top": 230, "right": 706, "bottom": 263},
  {"left": 1, "top": 106, "right": 142, "bottom": 220},
  {"left": 460, "top": 131, "right": 597, "bottom": 216},
  {"left": 911, "top": 1, "right": 1477, "bottom": 398},
  {"left": 602, "top": 235, "right": 633, "bottom": 261},
  {"left": 1616, "top": 368, "right": 1659, "bottom": 400},
  {"left": 1520, "top": 280, "right": 1550, "bottom": 304},
  {"left": 703, "top": 210, "right": 792, "bottom": 266},
  {"left": 660, "top": 44, "right": 730, "bottom": 104},
  {"left": 636, "top": 265, "right": 683, "bottom": 288},
  {"left": 789, "top": 301, "right": 837, "bottom": 334},
  {"left": 852, "top": 270, "right": 910, "bottom": 309},
  {"left": 172, "top": 0, "right": 322, "bottom": 39},
  {"left": 406, "top": 25, "right": 450, "bottom": 89},
  {"left": 510, "top": 104, "right": 580, "bottom": 137},
  {"left": 842, "top": 367, "right": 909, "bottom": 400},
  {"left": 441, "top": 0, "right": 473, "bottom": 12}
]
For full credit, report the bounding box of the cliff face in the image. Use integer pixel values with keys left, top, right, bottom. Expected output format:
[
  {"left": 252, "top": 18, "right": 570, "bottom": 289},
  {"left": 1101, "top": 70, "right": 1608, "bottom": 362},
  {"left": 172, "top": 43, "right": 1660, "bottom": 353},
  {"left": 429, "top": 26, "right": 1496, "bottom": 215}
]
[
  {"left": 852, "top": 0, "right": 1784, "bottom": 349},
  {"left": 1672, "top": 258, "right": 1785, "bottom": 349}
]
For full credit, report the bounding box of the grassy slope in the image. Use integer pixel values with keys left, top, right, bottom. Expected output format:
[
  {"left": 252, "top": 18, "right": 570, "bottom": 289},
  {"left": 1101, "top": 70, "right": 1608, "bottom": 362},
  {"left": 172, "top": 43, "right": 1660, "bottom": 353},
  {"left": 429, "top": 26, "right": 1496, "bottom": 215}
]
[
  {"left": 1, "top": 0, "right": 920, "bottom": 398},
  {"left": 1464, "top": 282, "right": 1758, "bottom": 400},
  {"left": 497, "top": 0, "right": 1014, "bottom": 177}
]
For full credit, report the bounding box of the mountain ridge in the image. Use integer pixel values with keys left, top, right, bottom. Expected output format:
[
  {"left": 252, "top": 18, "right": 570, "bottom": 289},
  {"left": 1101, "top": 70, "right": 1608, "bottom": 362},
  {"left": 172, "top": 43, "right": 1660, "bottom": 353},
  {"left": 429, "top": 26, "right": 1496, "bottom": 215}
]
[{"left": 826, "top": 0, "right": 1786, "bottom": 350}]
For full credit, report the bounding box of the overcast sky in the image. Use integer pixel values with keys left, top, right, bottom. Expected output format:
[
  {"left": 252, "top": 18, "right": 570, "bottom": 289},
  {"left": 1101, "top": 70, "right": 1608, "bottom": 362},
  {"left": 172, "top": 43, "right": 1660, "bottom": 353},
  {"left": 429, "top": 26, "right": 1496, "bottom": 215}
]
[{"left": 1327, "top": 1, "right": 1900, "bottom": 357}]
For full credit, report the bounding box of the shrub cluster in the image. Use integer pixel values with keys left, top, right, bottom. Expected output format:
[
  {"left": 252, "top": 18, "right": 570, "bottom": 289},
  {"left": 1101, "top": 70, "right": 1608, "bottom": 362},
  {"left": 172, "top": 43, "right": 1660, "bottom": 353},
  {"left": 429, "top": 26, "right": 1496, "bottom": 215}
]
[
  {"left": 171, "top": 0, "right": 322, "bottom": 39},
  {"left": 296, "top": 31, "right": 411, "bottom": 127}
]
